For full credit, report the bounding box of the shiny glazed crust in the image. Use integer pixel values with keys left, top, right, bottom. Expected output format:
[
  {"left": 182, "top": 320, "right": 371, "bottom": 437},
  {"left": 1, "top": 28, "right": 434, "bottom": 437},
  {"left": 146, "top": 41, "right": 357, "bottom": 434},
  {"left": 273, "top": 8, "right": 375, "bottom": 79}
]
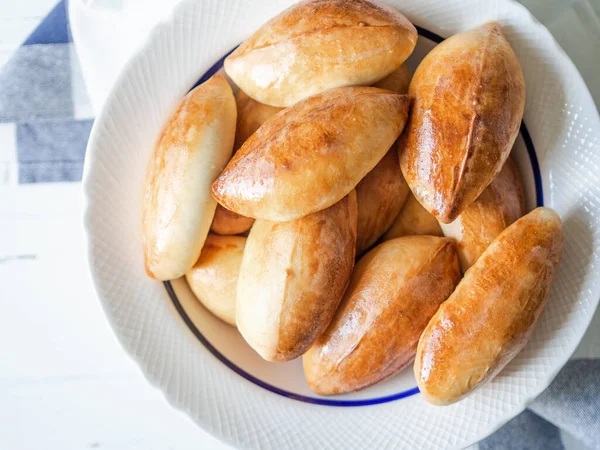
[
  {"left": 415, "top": 207, "right": 563, "bottom": 405},
  {"left": 236, "top": 192, "right": 358, "bottom": 362},
  {"left": 210, "top": 90, "right": 281, "bottom": 235},
  {"left": 224, "top": 0, "right": 417, "bottom": 106},
  {"left": 383, "top": 193, "right": 443, "bottom": 240},
  {"left": 212, "top": 86, "right": 410, "bottom": 222},
  {"left": 143, "top": 75, "right": 236, "bottom": 280},
  {"left": 303, "top": 236, "right": 460, "bottom": 395},
  {"left": 439, "top": 157, "right": 525, "bottom": 271},
  {"left": 355, "top": 148, "right": 410, "bottom": 254},
  {"left": 400, "top": 22, "right": 525, "bottom": 223},
  {"left": 185, "top": 235, "right": 246, "bottom": 326}
]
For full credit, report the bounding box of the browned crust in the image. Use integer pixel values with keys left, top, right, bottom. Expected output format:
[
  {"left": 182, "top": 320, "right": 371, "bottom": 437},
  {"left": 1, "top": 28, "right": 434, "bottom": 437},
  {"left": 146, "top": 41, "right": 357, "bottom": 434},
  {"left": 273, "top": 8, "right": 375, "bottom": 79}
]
[
  {"left": 234, "top": 90, "right": 283, "bottom": 151},
  {"left": 383, "top": 193, "right": 443, "bottom": 240},
  {"left": 236, "top": 192, "right": 358, "bottom": 362},
  {"left": 275, "top": 192, "right": 358, "bottom": 360},
  {"left": 489, "top": 156, "right": 525, "bottom": 226},
  {"left": 224, "top": 0, "right": 417, "bottom": 106},
  {"left": 303, "top": 236, "right": 460, "bottom": 395},
  {"left": 400, "top": 22, "right": 525, "bottom": 223},
  {"left": 415, "top": 208, "right": 563, "bottom": 405},
  {"left": 212, "top": 87, "right": 410, "bottom": 221},
  {"left": 210, "top": 205, "right": 255, "bottom": 235},
  {"left": 142, "top": 75, "right": 236, "bottom": 280},
  {"left": 230, "top": 0, "right": 416, "bottom": 59},
  {"left": 443, "top": 155, "right": 526, "bottom": 271},
  {"left": 355, "top": 148, "right": 410, "bottom": 254}
]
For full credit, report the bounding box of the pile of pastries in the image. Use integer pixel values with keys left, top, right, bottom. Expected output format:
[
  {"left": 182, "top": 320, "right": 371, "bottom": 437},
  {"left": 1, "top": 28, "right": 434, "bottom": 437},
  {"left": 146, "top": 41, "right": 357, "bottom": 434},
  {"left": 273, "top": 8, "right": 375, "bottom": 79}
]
[{"left": 142, "top": 0, "right": 563, "bottom": 405}]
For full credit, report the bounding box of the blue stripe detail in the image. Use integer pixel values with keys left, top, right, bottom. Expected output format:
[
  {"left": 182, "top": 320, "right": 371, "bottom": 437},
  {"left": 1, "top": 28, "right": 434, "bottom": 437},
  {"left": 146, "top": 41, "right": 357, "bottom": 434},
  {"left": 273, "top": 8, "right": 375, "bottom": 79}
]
[
  {"left": 520, "top": 122, "right": 544, "bottom": 207},
  {"left": 190, "top": 47, "right": 237, "bottom": 91},
  {"left": 414, "top": 25, "right": 445, "bottom": 43},
  {"left": 169, "top": 26, "right": 545, "bottom": 407},
  {"left": 166, "top": 280, "right": 420, "bottom": 406},
  {"left": 23, "top": 0, "right": 70, "bottom": 46}
]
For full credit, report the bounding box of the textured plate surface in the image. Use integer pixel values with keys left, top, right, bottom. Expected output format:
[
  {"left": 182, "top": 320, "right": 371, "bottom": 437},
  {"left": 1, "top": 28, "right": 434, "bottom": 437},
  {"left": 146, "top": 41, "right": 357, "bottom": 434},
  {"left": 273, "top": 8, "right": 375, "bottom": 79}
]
[{"left": 83, "top": 0, "right": 600, "bottom": 448}]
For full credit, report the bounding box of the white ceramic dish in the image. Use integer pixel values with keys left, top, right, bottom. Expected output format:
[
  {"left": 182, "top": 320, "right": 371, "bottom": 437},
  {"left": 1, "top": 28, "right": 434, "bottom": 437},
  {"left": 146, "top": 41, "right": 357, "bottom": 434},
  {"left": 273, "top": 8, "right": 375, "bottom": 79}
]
[{"left": 83, "top": 0, "right": 600, "bottom": 448}]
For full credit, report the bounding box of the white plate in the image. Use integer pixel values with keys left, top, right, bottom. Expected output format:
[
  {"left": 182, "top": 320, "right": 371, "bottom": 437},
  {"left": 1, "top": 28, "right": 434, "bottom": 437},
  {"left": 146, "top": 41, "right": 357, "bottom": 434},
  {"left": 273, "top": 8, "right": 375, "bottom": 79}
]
[{"left": 82, "top": 0, "right": 600, "bottom": 448}]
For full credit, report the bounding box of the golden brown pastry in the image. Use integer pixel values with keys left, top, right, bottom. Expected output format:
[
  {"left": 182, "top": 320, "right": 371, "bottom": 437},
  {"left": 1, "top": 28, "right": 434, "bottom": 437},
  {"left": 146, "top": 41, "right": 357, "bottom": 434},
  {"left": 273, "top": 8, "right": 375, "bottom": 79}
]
[
  {"left": 415, "top": 207, "right": 563, "bottom": 406},
  {"left": 440, "top": 157, "right": 525, "bottom": 271},
  {"left": 355, "top": 149, "right": 410, "bottom": 254},
  {"left": 236, "top": 192, "right": 357, "bottom": 362},
  {"left": 352, "top": 65, "right": 413, "bottom": 250},
  {"left": 224, "top": 0, "right": 417, "bottom": 107},
  {"left": 373, "top": 64, "right": 411, "bottom": 94},
  {"left": 400, "top": 22, "right": 525, "bottom": 224},
  {"left": 210, "top": 91, "right": 281, "bottom": 235},
  {"left": 212, "top": 86, "right": 410, "bottom": 221},
  {"left": 185, "top": 235, "right": 245, "bottom": 326},
  {"left": 303, "top": 236, "right": 460, "bottom": 395},
  {"left": 210, "top": 205, "right": 255, "bottom": 236},
  {"left": 382, "top": 193, "right": 443, "bottom": 240},
  {"left": 143, "top": 75, "right": 236, "bottom": 280},
  {"left": 234, "top": 90, "right": 283, "bottom": 151}
]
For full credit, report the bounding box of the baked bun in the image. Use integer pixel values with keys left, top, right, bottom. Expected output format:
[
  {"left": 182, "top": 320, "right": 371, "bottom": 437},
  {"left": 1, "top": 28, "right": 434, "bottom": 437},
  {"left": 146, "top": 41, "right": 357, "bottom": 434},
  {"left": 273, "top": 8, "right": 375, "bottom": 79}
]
[
  {"left": 185, "top": 235, "right": 245, "bottom": 326},
  {"left": 224, "top": 0, "right": 417, "bottom": 106},
  {"left": 400, "top": 22, "right": 525, "bottom": 223},
  {"left": 143, "top": 75, "right": 236, "bottom": 280},
  {"left": 415, "top": 207, "right": 563, "bottom": 405},
  {"left": 355, "top": 149, "right": 410, "bottom": 254},
  {"left": 439, "top": 157, "right": 525, "bottom": 271},
  {"left": 210, "top": 90, "right": 282, "bottom": 235},
  {"left": 236, "top": 192, "right": 357, "bottom": 362},
  {"left": 212, "top": 86, "right": 410, "bottom": 221},
  {"left": 383, "top": 193, "right": 443, "bottom": 240},
  {"left": 304, "top": 236, "right": 460, "bottom": 395}
]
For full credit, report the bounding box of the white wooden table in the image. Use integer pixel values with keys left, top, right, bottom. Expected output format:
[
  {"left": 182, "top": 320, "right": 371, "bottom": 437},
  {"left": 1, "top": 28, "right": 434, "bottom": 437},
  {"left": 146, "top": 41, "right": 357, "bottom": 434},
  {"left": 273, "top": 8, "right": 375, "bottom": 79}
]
[
  {"left": 0, "top": 3, "right": 228, "bottom": 447},
  {"left": 0, "top": 1, "right": 598, "bottom": 449}
]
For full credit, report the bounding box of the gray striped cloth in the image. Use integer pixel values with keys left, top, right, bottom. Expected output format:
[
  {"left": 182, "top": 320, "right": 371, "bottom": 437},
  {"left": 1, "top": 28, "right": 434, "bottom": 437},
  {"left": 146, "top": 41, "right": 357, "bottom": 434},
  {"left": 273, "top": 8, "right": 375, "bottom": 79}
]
[{"left": 2, "top": 2, "right": 597, "bottom": 449}]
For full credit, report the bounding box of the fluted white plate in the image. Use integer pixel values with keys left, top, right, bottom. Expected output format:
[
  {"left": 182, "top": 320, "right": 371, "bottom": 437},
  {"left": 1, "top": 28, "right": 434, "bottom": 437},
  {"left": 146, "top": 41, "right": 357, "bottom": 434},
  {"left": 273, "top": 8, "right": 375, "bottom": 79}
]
[{"left": 83, "top": 0, "right": 600, "bottom": 448}]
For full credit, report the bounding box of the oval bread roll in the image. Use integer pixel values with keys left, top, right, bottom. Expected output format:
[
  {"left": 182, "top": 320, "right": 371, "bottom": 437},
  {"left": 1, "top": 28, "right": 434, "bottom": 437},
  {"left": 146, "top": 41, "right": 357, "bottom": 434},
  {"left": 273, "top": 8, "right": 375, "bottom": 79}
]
[
  {"left": 185, "top": 235, "right": 245, "bottom": 326},
  {"left": 383, "top": 193, "right": 443, "bottom": 240},
  {"left": 440, "top": 157, "right": 525, "bottom": 271},
  {"left": 143, "top": 75, "right": 236, "bottom": 280},
  {"left": 373, "top": 64, "right": 411, "bottom": 94},
  {"left": 210, "top": 91, "right": 281, "bottom": 235},
  {"left": 355, "top": 149, "right": 410, "bottom": 254},
  {"left": 400, "top": 22, "right": 525, "bottom": 223},
  {"left": 303, "top": 236, "right": 460, "bottom": 395},
  {"left": 212, "top": 86, "right": 410, "bottom": 221},
  {"left": 224, "top": 0, "right": 417, "bottom": 107},
  {"left": 415, "top": 207, "right": 563, "bottom": 406},
  {"left": 236, "top": 192, "right": 357, "bottom": 362}
]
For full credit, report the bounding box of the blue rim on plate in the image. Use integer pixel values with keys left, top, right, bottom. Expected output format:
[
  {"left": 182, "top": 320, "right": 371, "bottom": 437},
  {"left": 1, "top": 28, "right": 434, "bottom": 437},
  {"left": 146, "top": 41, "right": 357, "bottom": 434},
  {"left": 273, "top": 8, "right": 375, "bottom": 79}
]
[{"left": 165, "top": 25, "right": 544, "bottom": 407}]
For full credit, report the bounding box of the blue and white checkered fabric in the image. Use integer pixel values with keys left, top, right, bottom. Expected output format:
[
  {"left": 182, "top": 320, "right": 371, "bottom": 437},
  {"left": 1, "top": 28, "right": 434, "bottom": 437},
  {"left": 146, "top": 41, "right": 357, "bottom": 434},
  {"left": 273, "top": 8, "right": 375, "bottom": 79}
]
[
  {"left": 0, "top": 1, "right": 93, "bottom": 185},
  {"left": 2, "top": 2, "right": 597, "bottom": 448}
]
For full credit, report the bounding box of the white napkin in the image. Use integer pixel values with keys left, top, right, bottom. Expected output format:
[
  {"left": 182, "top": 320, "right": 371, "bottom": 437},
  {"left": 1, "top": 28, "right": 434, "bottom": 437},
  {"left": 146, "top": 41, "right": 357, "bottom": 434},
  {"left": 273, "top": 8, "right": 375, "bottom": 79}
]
[{"left": 68, "top": 0, "right": 182, "bottom": 112}]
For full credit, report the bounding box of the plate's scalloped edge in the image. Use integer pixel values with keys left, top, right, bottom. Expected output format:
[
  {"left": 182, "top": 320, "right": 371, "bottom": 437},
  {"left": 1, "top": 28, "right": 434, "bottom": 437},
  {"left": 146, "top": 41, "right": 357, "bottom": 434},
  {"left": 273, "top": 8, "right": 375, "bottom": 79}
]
[
  {"left": 81, "top": 0, "right": 600, "bottom": 448},
  {"left": 456, "top": 1, "right": 600, "bottom": 447},
  {"left": 80, "top": 3, "right": 243, "bottom": 450}
]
